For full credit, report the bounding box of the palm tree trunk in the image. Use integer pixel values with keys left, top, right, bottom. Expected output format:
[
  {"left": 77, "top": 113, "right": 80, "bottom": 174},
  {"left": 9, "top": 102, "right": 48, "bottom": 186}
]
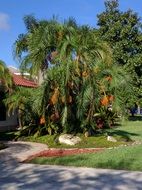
[
  {"left": 18, "top": 109, "right": 23, "bottom": 129},
  {"left": 38, "top": 70, "right": 44, "bottom": 85}
]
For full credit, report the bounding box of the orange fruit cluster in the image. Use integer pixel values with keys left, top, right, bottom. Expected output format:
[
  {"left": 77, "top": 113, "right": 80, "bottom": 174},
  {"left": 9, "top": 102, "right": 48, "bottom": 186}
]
[
  {"left": 50, "top": 88, "right": 59, "bottom": 105},
  {"left": 40, "top": 116, "right": 45, "bottom": 124},
  {"left": 100, "top": 95, "right": 114, "bottom": 106}
]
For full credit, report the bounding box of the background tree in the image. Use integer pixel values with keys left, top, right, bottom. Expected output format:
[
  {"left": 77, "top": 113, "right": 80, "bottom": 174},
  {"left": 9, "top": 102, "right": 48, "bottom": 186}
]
[{"left": 97, "top": 0, "right": 142, "bottom": 106}]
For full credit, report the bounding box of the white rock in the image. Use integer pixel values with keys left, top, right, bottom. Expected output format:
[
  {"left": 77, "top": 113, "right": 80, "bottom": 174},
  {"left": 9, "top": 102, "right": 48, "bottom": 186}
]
[
  {"left": 59, "top": 134, "right": 81, "bottom": 145},
  {"left": 107, "top": 135, "right": 117, "bottom": 142}
]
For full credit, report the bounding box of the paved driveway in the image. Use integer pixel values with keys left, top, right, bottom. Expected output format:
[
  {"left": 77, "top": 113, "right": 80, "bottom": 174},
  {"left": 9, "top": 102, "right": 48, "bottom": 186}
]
[
  {"left": 1, "top": 162, "right": 142, "bottom": 190},
  {"left": 0, "top": 141, "right": 142, "bottom": 190}
]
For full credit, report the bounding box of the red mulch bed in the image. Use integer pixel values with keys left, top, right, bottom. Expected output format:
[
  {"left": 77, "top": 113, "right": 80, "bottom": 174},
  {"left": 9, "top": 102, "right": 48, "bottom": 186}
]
[{"left": 25, "top": 148, "right": 105, "bottom": 162}]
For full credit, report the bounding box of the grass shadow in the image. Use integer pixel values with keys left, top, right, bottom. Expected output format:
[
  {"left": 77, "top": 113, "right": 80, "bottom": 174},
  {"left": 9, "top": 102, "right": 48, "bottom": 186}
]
[
  {"left": 109, "top": 130, "right": 138, "bottom": 136},
  {"left": 128, "top": 115, "right": 142, "bottom": 121}
]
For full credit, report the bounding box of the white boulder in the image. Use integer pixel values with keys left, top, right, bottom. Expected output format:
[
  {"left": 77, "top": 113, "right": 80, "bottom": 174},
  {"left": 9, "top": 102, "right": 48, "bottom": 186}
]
[
  {"left": 59, "top": 134, "right": 81, "bottom": 145},
  {"left": 107, "top": 135, "right": 117, "bottom": 142}
]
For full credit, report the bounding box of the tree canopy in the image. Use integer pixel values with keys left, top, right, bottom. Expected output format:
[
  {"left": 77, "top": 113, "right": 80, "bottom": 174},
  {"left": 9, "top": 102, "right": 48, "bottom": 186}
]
[{"left": 97, "top": 0, "right": 142, "bottom": 104}]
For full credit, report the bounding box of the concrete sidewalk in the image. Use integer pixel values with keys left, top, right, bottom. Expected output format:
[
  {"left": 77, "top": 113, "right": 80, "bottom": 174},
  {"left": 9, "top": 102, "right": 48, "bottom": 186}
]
[
  {"left": 0, "top": 141, "right": 49, "bottom": 162},
  {"left": 0, "top": 163, "right": 142, "bottom": 190},
  {"left": 0, "top": 141, "right": 142, "bottom": 190}
]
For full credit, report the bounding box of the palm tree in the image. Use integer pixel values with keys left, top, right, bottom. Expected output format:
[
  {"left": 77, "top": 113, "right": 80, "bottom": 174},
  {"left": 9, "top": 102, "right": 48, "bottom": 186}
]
[
  {"left": 13, "top": 16, "right": 132, "bottom": 134},
  {"left": 34, "top": 22, "right": 116, "bottom": 133},
  {"left": 4, "top": 87, "right": 34, "bottom": 128},
  {"left": 14, "top": 15, "right": 61, "bottom": 83},
  {"left": 0, "top": 60, "right": 12, "bottom": 89}
]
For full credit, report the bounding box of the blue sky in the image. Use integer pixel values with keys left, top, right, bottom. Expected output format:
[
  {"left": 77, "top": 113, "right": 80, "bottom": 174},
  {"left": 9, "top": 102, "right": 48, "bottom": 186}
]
[{"left": 0, "top": 0, "right": 142, "bottom": 67}]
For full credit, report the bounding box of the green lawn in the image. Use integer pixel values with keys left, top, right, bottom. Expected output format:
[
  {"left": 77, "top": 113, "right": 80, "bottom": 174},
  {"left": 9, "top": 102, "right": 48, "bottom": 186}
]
[
  {"left": 22, "top": 134, "right": 127, "bottom": 148},
  {"left": 30, "top": 117, "right": 142, "bottom": 171},
  {"left": 31, "top": 144, "right": 142, "bottom": 171},
  {"left": 118, "top": 118, "right": 142, "bottom": 141}
]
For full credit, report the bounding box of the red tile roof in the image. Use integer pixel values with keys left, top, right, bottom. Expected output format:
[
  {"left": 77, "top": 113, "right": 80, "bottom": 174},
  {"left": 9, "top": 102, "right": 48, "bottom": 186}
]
[{"left": 12, "top": 74, "right": 38, "bottom": 88}]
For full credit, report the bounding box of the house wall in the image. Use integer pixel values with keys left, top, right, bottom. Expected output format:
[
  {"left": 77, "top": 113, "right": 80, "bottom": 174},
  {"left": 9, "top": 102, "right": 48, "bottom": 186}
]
[{"left": 0, "top": 112, "right": 18, "bottom": 132}]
